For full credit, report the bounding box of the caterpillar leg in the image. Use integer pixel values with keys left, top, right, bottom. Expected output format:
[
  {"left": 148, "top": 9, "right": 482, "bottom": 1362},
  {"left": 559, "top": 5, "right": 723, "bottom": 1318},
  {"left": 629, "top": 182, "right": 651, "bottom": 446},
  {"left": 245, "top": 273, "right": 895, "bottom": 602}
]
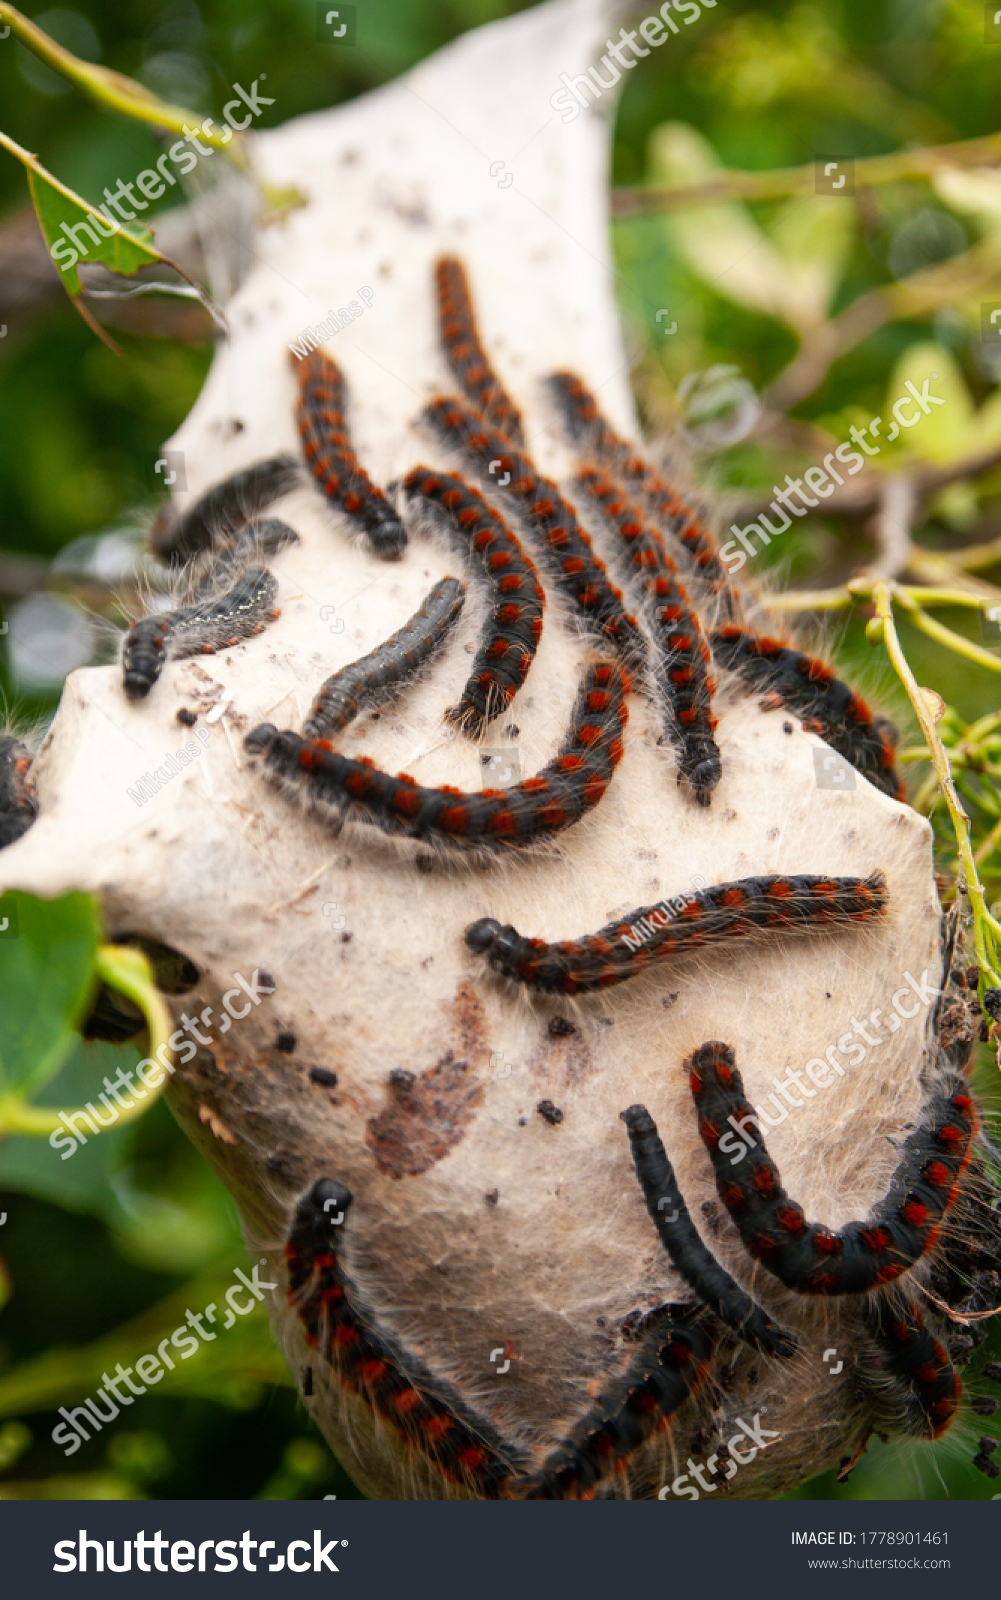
[
  {"left": 402, "top": 469, "right": 545, "bottom": 735},
  {"left": 711, "top": 626, "right": 905, "bottom": 801},
  {"left": 0, "top": 736, "right": 37, "bottom": 850},
  {"left": 688, "top": 1041, "right": 976, "bottom": 1296},
  {"left": 435, "top": 256, "right": 524, "bottom": 444},
  {"left": 149, "top": 455, "right": 301, "bottom": 565},
  {"left": 286, "top": 1178, "right": 523, "bottom": 1495},
  {"left": 294, "top": 350, "right": 407, "bottom": 559},
  {"left": 303, "top": 577, "right": 466, "bottom": 740},
  {"left": 465, "top": 871, "right": 887, "bottom": 993},
  {"left": 620, "top": 1105, "right": 796, "bottom": 1357},
  {"left": 245, "top": 657, "right": 628, "bottom": 850}
]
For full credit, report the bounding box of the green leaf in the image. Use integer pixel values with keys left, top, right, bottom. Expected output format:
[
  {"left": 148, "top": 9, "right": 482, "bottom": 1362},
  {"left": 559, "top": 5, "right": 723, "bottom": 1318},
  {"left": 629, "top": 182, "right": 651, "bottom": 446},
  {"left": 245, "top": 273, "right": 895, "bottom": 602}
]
[
  {"left": 883, "top": 341, "right": 973, "bottom": 464},
  {"left": 0, "top": 891, "right": 98, "bottom": 1099},
  {"left": 646, "top": 123, "right": 852, "bottom": 335},
  {"left": 0, "top": 130, "right": 223, "bottom": 349}
]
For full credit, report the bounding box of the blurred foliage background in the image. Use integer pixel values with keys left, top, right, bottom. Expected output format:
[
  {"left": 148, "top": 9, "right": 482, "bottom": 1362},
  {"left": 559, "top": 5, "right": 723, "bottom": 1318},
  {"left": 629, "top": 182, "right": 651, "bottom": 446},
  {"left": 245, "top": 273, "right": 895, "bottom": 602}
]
[{"left": 0, "top": 0, "right": 1000, "bottom": 1501}]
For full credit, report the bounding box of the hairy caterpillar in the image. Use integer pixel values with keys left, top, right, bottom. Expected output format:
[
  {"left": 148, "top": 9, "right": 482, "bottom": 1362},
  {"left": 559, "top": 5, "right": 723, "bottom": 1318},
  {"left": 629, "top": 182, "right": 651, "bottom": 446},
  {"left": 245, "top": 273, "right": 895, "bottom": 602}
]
[
  {"left": 294, "top": 351, "right": 407, "bottom": 559},
  {"left": 150, "top": 455, "right": 301, "bottom": 564},
  {"left": 402, "top": 468, "right": 545, "bottom": 734},
  {"left": 245, "top": 659, "right": 629, "bottom": 850},
  {"left": 688, "top": 1040, "right": 975, "bottom": 1296},
  {"left": 303, "top": 577, "right": 466, "bottom": 740},
  {"left": 435, "top": 256, "right": 524, "bottom": 444},
  {"left": 465, "top": 872, "right": 888, "bottom": 994},
  {"left": 711, "top": 627, "right": 904, "bottom": 801},
  {"left": 577, "top": 464, "right": 721, "bottom": 805}
]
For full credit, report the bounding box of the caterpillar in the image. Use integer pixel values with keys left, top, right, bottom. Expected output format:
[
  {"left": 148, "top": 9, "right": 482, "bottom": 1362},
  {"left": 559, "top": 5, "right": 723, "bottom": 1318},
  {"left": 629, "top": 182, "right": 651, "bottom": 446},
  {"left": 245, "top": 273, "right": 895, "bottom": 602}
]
[
  {"left": 548, "top": 370, "right": 727, "bottom": 593},
  {"left": 424, "top": 397, "right": 642, "bottom": 654},
  {"left": 245, "top": 658, "right": 629, "bottom": 850},
  {"left": 577, "top": 464, "right": 721, "bottom": 806},
  {"left": 294, "top": 350, "right": 407, "bottom": 559},
  {"left": 687, "top": 1040, "right": 976, "bottom": 1296},
  {"left": 711, "top": 626, "right": 905, "bottom": 801},
  {"left": 861, "top": 1291, "right": 961, "bottom": 1439},
  {"left": 435, "top": 256, "right": 525, "bottom": 444},
  {"left": 0, "top": 735, "right": 36, "bottom": 850},
  {"left": 620, "top": 1105, "right": 797, "bottom": 1357},
  {"left": 149, "top": 454, "right": 301, "bottom": 565},
  {"left": 523, "top": 1313, "right": 715, "bottom": 1499},
  {"left": 122, "top": 567, "right": 280, "bottom": 702},
  {"left": 286, "top": 1177, "right": 522, "bottom": 1495},
  {"left": 402, "top": 468, "right": 545, "bottom": 734},
  {"left": 303, "top": 577, "right": 467, "bottom": 740},
  {"left": 465, "top": 871, "right": 888, "bottom": 994}
]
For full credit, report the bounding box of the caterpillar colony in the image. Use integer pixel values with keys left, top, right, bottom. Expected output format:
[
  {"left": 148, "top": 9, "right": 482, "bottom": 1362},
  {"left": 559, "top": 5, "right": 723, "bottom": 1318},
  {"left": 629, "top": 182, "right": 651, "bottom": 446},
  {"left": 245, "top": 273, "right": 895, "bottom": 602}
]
[{"left": 3, "top": 254, "right": 998, "bottom": 1501}]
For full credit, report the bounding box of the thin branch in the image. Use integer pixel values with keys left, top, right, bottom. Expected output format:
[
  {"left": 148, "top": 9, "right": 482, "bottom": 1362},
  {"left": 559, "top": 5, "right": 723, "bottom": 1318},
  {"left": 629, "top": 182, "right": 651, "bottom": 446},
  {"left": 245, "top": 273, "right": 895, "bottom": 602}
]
[
  {"left": 872, "top": 582, "right": 1001, "bottom": 995},
  {"left": 871, "top": 473, "right": 917, "bottom": 580},
  {"left": 763, "top": 238, "right": 1001, "bottom": 411},
  {"left": 611, "top": 130, "right": 1001, "bottom": 217}
]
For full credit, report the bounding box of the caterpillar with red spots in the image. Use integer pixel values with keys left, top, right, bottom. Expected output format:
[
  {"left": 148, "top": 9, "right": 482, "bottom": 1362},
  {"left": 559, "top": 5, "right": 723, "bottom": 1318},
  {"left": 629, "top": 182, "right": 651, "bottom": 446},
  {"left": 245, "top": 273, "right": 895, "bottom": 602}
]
[
  {"left": 0, "top": 735, "right": 36, "bottom": 850},
  {"left": 861, "top": 1291, "right": 961, "bottom": 1439},
  {"left": 286, "top": 1177, "right": 522, "bottom": 1495},
  {"left": 122, "top": 566, "right": 281, "bottom": 702},
  {"left": 424, "top": 396, "right": 642, "bottom": 654},
  {"left": 711, "top": 626, "right": 905, "bottom": 801},
  {"left": 246, "top": 658, "right": 628, "bottom": 849},
  {"left": 577, "top": 465, "right": 721, "bottom": 806},
  {"left": 548, "top": 370, "right": 727, "bottom": 594},
  {"left": 523, "top": 1313, "right": 715, "bottom": 1499},
  {"left": 435, "top": 256, "right": 524, "bottom": 444},
  {"left": 620, "top": 1105, "right": 796, "bottom": 1358},
  {"left": 402, "top": 468, "right": 545, "bottom": 734},
  {"left": 687, "top": 1040, "right": 975, "bottom": 1296},
  {"left": 303, "top": 577, "right": 467, "bottom": 740},
  {"left": 465, "top": 870, "right": 888, "bottom": 994},
  {"left": 295, "top": 350, "right": 407, "bottom": 559},
  {"left": 150, "top": 454, "right": 301, "bottom": 565}
]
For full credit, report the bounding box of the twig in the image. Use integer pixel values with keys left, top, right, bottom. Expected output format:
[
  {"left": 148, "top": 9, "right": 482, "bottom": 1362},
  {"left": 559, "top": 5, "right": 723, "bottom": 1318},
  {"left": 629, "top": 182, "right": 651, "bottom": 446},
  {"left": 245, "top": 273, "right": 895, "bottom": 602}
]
[
  {"left": 763, "top": 238, "right": 1001, "bottom": 411},
  {"left": 871, "top": 474, "right": 917, "bottom": 580},
  {"left": 872, "top": 582, "right": 1001, "bottom": 995},
  {"left": 611, "top": 129, "right": 1001, "bottom": 216}
]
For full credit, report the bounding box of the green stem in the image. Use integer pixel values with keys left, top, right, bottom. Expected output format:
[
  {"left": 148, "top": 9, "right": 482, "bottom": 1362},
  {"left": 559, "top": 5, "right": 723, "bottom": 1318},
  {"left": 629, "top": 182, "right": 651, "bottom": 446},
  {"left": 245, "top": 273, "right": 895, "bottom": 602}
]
[
  {"left": 873, "top": 584, "right": 1001, "bottom": 997},
  {"left": 612, "top": 128, "right": 1001, "bottom": 215},
  {"left": 0, "top": 4, "right": 243, "bottom": 159},
  {"left": 0, "top": 945, "right": 173, "bottom": 1139}
]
